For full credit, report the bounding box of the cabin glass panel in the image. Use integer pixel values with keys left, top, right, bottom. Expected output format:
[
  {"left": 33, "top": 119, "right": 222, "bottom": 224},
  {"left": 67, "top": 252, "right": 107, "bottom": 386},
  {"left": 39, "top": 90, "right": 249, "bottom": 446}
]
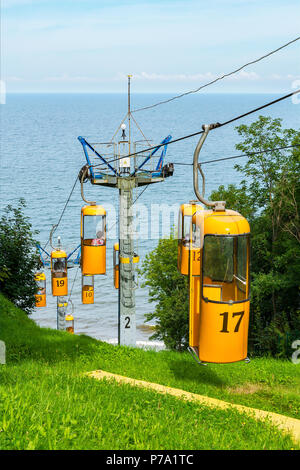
[
  {"left": 178, "top": 211, "right": 182, "bottom": 245},
  {"left": 82, "top": 275, "right": 94, "bottom": 287},
  {"left": 36, "top": 280, "right": 46, "bottom": 294},
  {"left": 83, "top": 215, "right": 106, "bottom": 246},
  {"left": 52, "top": 258, "right": 67, "bottom": 274},
  {"left": 237, "top": 236, "right": 248, "bottom": 282},
  {"left": 191, "top": 222, "right": 201, "bottom": 248},
  {"left": 202, "top": 235, "right": 249, "bottom": 303},
  {"left": 182, "top": 215, "right": 192, "bottom": 246}
]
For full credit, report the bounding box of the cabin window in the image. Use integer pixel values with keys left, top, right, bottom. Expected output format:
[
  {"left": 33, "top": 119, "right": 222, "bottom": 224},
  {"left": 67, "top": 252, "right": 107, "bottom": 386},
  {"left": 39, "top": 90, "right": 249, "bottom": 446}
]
[
  {"left": 191, "top": 223, "right": 201, "bottom": 249},
  {"left": 83, "top": 215, "right": 106, "bottom": 246},
  {"left": 203, "top": 236, "right": 234, "bottom": 283},
  {"left": 237, "top": 236, "right": 248, "bottom": 282},
  {"left": 202, "top": 235, "right": 249, "bottom": 303},
  {"left": 52, "top": 258, "right": 67, "bottom": 273},
  {"left": 82, "top": 275, "right": 94, "bottom": 287},
  {"left": 36, "top": 279, "right": 45, "bottom": 289},
  {"left": 182, "top": 215, "right": 192, "bottom": 247},
  {"left": 178, "top": 211, "right": 182, "bottom": 245}
]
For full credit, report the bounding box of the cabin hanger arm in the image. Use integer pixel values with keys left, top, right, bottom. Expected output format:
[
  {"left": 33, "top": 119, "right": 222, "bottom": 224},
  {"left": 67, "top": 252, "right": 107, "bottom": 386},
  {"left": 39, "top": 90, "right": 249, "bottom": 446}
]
[{"left": 193, "top": 123, "right": 226, "bottom": 211}]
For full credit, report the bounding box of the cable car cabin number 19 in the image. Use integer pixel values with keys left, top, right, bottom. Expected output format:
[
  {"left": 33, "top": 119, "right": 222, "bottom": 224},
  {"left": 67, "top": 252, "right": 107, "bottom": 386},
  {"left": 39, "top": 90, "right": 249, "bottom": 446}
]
[{"left": 51, "top": 250, "right": 68, "bottom": 297}]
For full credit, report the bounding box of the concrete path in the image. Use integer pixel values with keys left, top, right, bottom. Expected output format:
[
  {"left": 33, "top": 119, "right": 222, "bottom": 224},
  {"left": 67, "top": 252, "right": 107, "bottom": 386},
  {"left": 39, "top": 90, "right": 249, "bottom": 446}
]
[{"left": 87, "top": 369, "right": 300, "bottom": 444}]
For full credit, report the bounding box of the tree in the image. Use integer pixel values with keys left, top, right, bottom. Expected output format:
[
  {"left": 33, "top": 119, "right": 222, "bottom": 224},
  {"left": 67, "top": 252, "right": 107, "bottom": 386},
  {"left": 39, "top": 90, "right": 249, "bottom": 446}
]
[
  {"left": 141, "top": 116, "right": 300, "bottom": 356},
  {"left": 139, "top": 233, "right": 189, "bottom": 350},
  {"left": 211, "top": 116, "right": 300, "bottom": 356},
  {"left": 0, "top": 199, "right": 41, "bottom": 314}
]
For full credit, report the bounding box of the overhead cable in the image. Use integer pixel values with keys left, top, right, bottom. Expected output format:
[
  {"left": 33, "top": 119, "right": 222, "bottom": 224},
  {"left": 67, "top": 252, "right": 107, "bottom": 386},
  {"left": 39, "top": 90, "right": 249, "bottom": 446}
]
[
  {"left": 132, "top": 36, "right": 300, "bottom": 113},
  {"left": 172, "top": 143, "right": 300, "bottom": 166},
  {"left": 43, "top": 175, "right": 78, "bottom": 250},
  {"left": 91, "top": 88, "right": 300, "bottom": 169}
]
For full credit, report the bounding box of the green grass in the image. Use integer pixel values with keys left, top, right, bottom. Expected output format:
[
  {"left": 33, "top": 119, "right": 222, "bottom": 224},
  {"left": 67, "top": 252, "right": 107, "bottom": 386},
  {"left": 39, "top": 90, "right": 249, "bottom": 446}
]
[{"left": 0, "top": 293, "right": 299, "bottom": 450}]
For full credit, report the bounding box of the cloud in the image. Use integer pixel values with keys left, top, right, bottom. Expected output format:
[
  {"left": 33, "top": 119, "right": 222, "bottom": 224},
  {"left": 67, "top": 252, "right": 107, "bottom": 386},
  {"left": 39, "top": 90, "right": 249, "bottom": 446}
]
[
  {"left": 6, "top": 76, "right": 24, "bottom": 82},
  {"left": 270, "top": 73, "right": 300, "bottom": 80},
  {"left": 43, "top": 74, "right": 104, "bottom": 83},
  {"left": 228, "top": 70, "right": 260, "bottom": 81},
  {"left": 2, "top": 0, "right": 46, "bottom": 7},
  {"left": 129, "top": 72, "right": 216, "bottom": 82},
  {"left": 118, "top": 70, "right": 261, "bottom": 82}
]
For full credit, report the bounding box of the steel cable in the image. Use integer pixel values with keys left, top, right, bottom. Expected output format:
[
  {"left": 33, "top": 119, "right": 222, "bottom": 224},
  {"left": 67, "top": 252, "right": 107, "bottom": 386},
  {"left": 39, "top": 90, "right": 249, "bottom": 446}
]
[{"left": 132, "top": 36, "right": 300, "bottom": 113}]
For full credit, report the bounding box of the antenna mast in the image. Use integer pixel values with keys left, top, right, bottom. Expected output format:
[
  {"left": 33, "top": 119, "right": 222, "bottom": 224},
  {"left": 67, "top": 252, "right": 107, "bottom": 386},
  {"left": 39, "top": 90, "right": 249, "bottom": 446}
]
[{"left": 128, "top": 74, "right": 132, "bottom": 155}]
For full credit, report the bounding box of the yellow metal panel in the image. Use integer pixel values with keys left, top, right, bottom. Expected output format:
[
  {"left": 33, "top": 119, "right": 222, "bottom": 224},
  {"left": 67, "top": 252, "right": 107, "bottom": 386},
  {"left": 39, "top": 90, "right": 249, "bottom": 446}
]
[
  {"left": 114, "top": 265, "right": 119, "bottom": 289},
  {"left": 179, "top": 246, "right": 189, "bottom": 275},
  {"left": 81, "top": 205, "right": 106, "bottom": 216},
  {"left": 189, "top": 276, "right": 201, "bottom": 347},
  {"left": 51, "top": 250, "right": 67, "bottom": 259},
  {"left": 203, "top": 285, "right": 222, "bottom": 302},
  {"left": 119, "top": 256, "right": 139, "bottom": 264},
  {"left": 82, "top": 285, "right": 94, "bottom": 304},
  {"left": 198, "top": 300, "right": 250, "bottom": 363},
  {"left": 178, "top": 202, "right": 203, "bottom": 275},
  {"left": 35, "top": 294, "right": 46, "bottom": 307},
  {"left": 51, "top": 275, "right": 68, "bottom": 296},
  {"left": 203, "top": 210, "right": 250, "bottom": 236},
  {"left": 81, "top": 244, "right": 106, "bottom": 275}
]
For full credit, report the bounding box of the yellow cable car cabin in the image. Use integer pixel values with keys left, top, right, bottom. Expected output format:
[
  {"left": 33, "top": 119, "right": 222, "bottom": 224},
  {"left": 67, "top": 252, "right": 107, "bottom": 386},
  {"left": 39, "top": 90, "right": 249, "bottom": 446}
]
[
  {"left": 113, "top": 243, "right": 119, "bottom": 289},
  {"left": 65, "top": 314, "right": 74, "bottom": 334},
  {"left": 82, "top": 274, "right": 94, "bottom": 304},
  {"left": 81, "top": 205, "right": 106, "bottom": 275},
  {"left": 113, "top": 243, "right": 140, "bottom": 289},
  {"left": 178, "top": 203, "right": 204, "bottom": 276},
  {"left": 178, "top": 203, "right": 250, "bottom": 364},
  {"left": 51, "top": 250, "right": 68, "bottom": 296},
  {"left": 35, "top": 272, "right": 46, "bottom": 307}
]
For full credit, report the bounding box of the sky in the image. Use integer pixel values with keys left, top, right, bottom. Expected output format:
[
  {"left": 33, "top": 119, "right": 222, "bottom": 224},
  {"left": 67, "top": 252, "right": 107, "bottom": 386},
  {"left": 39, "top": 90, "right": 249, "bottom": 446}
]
[{"left": 1, "top": 0, "right": 300, "bottom": 93}]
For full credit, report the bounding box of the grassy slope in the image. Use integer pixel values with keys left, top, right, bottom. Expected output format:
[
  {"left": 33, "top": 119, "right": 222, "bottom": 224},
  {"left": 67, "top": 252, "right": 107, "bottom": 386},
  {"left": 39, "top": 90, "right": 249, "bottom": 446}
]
[{"left": 0, "top": 293, "right": 299, "bottom": 450}]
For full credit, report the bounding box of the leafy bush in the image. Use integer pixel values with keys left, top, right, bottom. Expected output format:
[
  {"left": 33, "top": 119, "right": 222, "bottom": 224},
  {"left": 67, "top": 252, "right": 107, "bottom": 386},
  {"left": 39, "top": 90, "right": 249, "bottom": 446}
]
[
  {"left": 139, "top": 233, "right": 189, "bottom": 350},
  {"left": 212, "top": 116, "right": 300, "bottom": 357},
  {"left": 0, "top": 199, "right": 41, "bottom": 314}
]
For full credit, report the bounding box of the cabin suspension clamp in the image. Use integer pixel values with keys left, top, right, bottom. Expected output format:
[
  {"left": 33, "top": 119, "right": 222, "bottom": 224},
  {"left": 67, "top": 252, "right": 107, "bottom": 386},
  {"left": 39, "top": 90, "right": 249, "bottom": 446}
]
[
  {"left": 202, "top": 122, "right": 221, "bottom": 131},
  {"left": 193, "top": 123, "right": 225, "bottom": 211},
  {"left": 162, "top": 162, "right": 174, "bottom": 178},
  {"left": 78, "top": 164, "right": 91, "bottom": 184}
]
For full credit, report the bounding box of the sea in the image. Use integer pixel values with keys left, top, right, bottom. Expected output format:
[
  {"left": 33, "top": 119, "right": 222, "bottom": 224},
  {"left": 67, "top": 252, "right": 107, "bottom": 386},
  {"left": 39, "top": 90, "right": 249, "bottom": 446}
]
[{"left": 0, "top": 92, "right": 299, "bottom": 346}]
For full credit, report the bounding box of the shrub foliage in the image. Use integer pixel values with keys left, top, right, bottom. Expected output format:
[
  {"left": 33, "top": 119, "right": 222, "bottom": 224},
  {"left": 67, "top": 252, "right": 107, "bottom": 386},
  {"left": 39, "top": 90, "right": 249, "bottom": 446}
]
[
  {"left": 140, "top": 116, "right": 300, "bottom": 356},
  {"left": 0, "top": 199, "right": 41, "bottom": 314}
]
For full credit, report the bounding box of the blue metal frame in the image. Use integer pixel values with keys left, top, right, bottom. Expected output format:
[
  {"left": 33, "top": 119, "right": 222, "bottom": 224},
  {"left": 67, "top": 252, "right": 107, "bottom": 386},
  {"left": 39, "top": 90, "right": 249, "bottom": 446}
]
[
  {"left": 36, "top": 244, "right": 51, "bottom": 267},
  {"left": 130, "top": 135, "right": 172, "bottom": 177},
  {"left": 78, "top": 134, "right": 172, "bottom": 179},
  {"left": 37, "top": 243, "right": 81, "bottom": 267},
  {"left": 67, "top": 243, "right": 81, "bottom": 261},
  {"left": 78, "top": 136, "right": 117, "bottom": 177}
]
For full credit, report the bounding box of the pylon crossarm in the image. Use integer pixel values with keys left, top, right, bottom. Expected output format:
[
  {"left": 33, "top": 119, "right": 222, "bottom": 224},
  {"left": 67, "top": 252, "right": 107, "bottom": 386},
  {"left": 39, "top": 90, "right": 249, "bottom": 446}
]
[
  {"left": 78, "top": 136, "right": 118, "bottom": 177},
  {"left": 130, "top": 134, "right": 172, "bottom": 177}
]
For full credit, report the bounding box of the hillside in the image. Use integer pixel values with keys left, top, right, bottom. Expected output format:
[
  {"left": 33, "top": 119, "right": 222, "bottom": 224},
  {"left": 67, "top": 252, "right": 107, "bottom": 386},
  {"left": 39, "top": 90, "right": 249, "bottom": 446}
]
[{"left": 0, "top": 294, "right": 299, "bottom": 450}]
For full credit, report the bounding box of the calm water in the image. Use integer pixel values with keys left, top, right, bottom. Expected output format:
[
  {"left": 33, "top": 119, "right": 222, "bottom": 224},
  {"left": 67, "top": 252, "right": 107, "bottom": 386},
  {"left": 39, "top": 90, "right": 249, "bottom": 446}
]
[{"left": 1, "top": 93, "right": 298, "bottom": 344}]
